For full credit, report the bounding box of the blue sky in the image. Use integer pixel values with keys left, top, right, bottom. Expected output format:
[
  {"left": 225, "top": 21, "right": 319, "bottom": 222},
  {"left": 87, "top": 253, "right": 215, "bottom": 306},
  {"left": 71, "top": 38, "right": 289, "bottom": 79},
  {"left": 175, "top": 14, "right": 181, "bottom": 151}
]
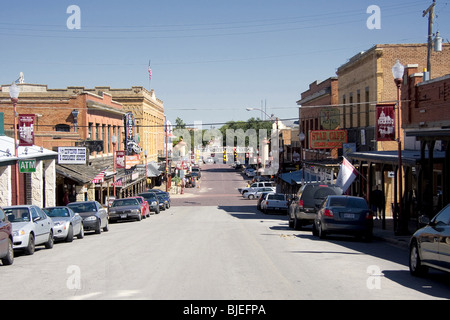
[{"left": 1, "top": 0, "right": 449, "bottom": 126}]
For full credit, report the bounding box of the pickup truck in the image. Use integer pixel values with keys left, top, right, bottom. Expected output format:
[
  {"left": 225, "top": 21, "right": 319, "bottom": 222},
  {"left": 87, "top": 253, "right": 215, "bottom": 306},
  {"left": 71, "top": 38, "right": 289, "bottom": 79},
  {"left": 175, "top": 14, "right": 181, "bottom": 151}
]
[
  {"left": 260, "top": 193, "right": 289, "bottom": 214},
  {"left": 238, "top": 182, "right": 275, "bottom": 195}
]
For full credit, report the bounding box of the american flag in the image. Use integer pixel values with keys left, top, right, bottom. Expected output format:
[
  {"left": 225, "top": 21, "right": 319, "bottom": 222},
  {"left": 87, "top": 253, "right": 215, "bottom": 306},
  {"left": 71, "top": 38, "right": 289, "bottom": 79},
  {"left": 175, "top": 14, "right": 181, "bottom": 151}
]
[{"left": 148, "top": 61, "right": 152, "bottom": 80}]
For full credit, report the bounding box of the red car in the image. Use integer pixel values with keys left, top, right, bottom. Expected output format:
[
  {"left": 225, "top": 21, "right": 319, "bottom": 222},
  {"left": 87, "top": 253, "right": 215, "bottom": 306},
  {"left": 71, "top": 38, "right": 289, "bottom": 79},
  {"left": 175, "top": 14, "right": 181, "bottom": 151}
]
[
  {"left": 0, "top": 207, "right": 14, "bottom": 266},
  {"left": 130, "top": 196, "right": 150, "bottom": 219}
]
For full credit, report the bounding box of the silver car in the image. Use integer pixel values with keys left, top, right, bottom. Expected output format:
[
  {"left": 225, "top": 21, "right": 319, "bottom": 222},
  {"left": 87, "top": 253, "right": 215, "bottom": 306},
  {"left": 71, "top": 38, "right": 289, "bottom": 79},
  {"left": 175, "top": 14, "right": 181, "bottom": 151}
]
[
  {"left": 4, "top": 205, "right": 54, "bottom": 255},
  {"left": 43, "top": 206, "right": 84, "bottom": 242},
  {"left": 67, "top": 201, "right": 109, "bottom": 234}
]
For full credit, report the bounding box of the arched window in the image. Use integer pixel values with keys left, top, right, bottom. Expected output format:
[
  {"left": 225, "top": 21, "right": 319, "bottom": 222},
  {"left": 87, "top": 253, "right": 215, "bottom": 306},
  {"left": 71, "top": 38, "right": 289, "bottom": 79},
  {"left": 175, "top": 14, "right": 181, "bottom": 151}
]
[{"left": 55, "top": 124, "right": 71, "bottom": 132}]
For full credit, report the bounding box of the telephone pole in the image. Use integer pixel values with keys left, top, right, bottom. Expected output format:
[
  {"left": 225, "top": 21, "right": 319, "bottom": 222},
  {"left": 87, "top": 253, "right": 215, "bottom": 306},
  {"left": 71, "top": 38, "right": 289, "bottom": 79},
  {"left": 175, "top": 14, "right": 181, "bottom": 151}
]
[{"left": 423, "top": 0, "right": 436, "bottom": 76}]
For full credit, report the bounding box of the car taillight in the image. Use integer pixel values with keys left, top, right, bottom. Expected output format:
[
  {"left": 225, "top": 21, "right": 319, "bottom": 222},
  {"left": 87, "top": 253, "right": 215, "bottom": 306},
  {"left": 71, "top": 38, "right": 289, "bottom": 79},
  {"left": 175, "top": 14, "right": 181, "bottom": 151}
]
[
  {"left": 366, "top": 211, "right": 374, "bottom": 220},
  {"left": 298, "top": 199, "right": 304, "bottom": 208},
  {"left": 324, "top": 209, "right": 334, "bottom": 217}
]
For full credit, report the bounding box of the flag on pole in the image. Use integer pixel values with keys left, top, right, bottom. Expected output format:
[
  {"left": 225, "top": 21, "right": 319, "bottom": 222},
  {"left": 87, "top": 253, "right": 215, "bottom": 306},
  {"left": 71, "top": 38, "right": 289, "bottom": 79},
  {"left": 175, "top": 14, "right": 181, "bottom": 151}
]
[
  {"left": 335, "top": 157, "right": 358, "bottom": 192},
  {"left": 148, "top": 61, "right": 152, "bottom": 80}
]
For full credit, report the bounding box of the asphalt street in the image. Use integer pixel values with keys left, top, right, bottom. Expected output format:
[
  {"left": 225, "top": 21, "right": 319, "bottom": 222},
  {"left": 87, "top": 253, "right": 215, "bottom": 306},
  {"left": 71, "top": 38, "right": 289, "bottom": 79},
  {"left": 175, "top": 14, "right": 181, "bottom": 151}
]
[{"left": 1, "top": 163, "right": 450, "bottom": 301}]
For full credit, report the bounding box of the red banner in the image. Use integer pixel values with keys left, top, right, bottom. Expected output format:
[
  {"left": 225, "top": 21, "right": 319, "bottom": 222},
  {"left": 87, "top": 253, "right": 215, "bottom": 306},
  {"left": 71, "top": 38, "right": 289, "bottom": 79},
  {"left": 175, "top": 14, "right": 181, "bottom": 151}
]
[
  {"left": 18, "top": 114, "right": 35, "bottom": 147},
  {"left": 376, "top": 104, "right": 395, "bottom": 141},
  {"left": 116, "top": 151, "right": 125, "bottom": 169}
]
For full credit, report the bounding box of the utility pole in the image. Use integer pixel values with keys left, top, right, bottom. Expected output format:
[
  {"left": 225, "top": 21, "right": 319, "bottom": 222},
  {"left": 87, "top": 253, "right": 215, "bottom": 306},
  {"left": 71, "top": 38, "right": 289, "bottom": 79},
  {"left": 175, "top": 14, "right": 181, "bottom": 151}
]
[{"left": 423, "top": 0, "right": 436, "bottom": 76}]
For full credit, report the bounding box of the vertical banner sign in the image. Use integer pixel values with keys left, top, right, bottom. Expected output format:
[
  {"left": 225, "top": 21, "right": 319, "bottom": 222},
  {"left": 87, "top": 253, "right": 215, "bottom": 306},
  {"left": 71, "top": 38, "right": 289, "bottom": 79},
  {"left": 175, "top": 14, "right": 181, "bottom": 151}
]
[
  {"left": 18, "top": 114, "right": 35, "bottom": 146},
  {"left": 116, "top": 150, "right": 125, "bottom": 169},
  {"left": 124, "top": 112, "right": 135, "bottom": 155},
  {"left": 376, "top": 104, "right": 395, "bottom": 141}
]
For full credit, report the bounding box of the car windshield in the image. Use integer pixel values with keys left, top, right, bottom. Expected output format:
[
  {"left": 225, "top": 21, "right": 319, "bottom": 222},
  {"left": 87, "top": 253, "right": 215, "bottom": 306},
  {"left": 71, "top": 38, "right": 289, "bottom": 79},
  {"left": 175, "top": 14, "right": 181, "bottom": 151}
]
[
  {"left": 68, "top": 203, "right": 96, "bottom": 213},
  {"left": 134, "top": 197, "right": 143, "bottom": 204},
  {"left": 4, "top": 208, "right": 30, "bottom": 223},
  {"left": 112, "top": 199, "right": 139, "bottom": 207},
  {"left": 140, "top": 193, "right": 156, "bottom": 200},
  {"left": 44, "top": 207, "right": 70, "bottom": 217}
]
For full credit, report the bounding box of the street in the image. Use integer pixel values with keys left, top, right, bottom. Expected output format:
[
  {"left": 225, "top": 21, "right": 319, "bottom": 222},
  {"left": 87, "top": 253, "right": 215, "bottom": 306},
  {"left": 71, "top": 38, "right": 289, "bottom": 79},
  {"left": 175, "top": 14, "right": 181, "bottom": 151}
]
[{"left": 1, "top": 163, "right": 450, "bottom": 301}]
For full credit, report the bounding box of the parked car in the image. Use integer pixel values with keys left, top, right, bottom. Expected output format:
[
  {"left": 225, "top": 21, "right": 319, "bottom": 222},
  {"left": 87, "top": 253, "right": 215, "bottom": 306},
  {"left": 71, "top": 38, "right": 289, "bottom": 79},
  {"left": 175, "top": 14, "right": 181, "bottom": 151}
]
[
  {"left": 138, "top": 192, "right": 160, "bottom": 214},
  {"left": 238, "top": 182, "right": 275, "bottom": 194},
  {"left": 243, "top": 187, "right": 276, "bottom": 200},
  {"left": 67, "top": 201, "right": 109, "bottom": 234},
  {"left": 260, "top": 193, "right": 289, "bottom": 214},
  {"left": 257, "top": 192, "right": 272, "bottom": 211},
  {"left": 289, "top": 184, "right": 343, "bottom": 230},
  {"left": 129, "top": 196, "right": 150, "bottom": 218},
  {"left": 191, "top": 167, "right": 201, "bottom": 179},
  {"left": 312, "top": 195, "right": 373, "bottom": 241},
  {"left": 409, "top": 204, "right": 450, "bottom": 276},
  {"left": 4, "top": 205, "right": 54, "bottom": 255},
  {"left": 0, "top": 207, "right": 14, "bottom": 265},
  {"left": 108, "top": 198, "right": 144, "bottom": 222},
  {"left": 156, "top": 193, "right": 168, "bottom": 211},
  {"left": 43, "top": 206, "right": 84, "bottom": 242}
]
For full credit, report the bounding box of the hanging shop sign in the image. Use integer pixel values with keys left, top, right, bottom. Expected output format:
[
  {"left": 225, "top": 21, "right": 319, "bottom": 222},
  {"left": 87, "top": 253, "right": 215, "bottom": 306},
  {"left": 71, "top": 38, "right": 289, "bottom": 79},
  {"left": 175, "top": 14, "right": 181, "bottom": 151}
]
[{"left": 309, "top": 130, "right": 347, "bottom": 149}]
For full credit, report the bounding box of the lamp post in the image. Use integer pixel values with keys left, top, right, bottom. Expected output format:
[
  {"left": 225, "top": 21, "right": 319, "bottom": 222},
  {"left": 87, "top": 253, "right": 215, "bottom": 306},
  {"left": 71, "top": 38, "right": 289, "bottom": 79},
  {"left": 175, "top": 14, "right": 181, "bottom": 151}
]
[
  {"left": 111, "top": 134, "right": 117, "bottom": 198},
  {"left": 9, "top": 83, "right": 20, "bottom": 205},
  {"left": 392, "top": 59, "right": 408, "bottom": 235}
]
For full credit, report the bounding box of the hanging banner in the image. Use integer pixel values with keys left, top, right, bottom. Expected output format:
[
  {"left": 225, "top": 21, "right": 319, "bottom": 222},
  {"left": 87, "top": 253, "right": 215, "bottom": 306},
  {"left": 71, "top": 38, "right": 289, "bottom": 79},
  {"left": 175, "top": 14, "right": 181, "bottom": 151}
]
[
  {"left": 116, "top": 150, "right": 125, "bottom": 169},
  {"left": 376, "top": 104, "right": 395, "bottom": 141},
  {"left": 18, "top": 114, "right": 35, "bottom": 147}
]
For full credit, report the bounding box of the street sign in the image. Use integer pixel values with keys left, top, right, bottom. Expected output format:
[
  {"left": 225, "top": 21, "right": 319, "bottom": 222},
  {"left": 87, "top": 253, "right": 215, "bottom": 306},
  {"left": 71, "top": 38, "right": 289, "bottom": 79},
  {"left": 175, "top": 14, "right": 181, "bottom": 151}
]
[{"left": 19, "top": 159, "right": 36, "bottom": 173}]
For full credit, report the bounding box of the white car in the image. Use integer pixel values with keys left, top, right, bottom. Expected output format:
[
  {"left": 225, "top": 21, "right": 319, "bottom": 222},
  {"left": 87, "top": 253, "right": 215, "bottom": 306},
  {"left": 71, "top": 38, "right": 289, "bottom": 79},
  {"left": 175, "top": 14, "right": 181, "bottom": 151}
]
[
  {"left": 260, "top": 193, "right": 289, "bottom": 214},
  {"left": 243, "top": 187, "right": 276, "bottom": 200},
  {"left": 43, "top": 206, "right": 84, "bottom": 242},
  {"left": 4, "top": 205, "right": 54, "bottom": 255}
]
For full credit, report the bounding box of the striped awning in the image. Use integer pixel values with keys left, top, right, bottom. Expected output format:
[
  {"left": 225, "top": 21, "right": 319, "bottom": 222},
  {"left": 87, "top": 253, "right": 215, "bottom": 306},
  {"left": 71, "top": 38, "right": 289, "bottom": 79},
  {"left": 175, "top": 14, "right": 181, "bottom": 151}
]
[{"left": 92, "top": 171, "right": 105, "bottom": 184}]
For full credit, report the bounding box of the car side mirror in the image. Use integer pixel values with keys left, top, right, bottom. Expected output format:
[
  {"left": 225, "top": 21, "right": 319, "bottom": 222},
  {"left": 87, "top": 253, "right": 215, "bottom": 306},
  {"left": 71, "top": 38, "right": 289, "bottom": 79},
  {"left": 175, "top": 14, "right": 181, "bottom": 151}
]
[{"left": 33, "top": 216, "right": 41, "bottom": 222}]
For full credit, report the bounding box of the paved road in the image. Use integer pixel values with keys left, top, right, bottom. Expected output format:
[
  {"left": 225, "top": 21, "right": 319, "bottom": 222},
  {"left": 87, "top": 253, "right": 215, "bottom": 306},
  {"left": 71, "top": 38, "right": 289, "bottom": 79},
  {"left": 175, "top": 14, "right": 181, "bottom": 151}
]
[{"left": 1, "top": 163, "right": 450, "bottom": 301}]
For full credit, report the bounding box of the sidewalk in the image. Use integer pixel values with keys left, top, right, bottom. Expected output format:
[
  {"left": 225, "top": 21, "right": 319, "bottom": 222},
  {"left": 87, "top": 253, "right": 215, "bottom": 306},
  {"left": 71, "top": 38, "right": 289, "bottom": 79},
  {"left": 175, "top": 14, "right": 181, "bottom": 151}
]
[{"left": 372, "top": 217, "right": 418, "bottom": 250}]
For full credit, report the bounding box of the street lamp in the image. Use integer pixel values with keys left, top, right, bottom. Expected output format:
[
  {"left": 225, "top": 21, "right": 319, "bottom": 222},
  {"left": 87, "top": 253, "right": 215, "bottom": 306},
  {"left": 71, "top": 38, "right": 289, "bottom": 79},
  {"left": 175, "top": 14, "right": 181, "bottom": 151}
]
[
  {"left": 111, "top": 134, "right": 117, "bottom": 198},
  {"left": 9, "top": 83, "right": 20, "bottom": 205},
  {"left": 392, "top": 59, "right": 408, "bottom": 235}
]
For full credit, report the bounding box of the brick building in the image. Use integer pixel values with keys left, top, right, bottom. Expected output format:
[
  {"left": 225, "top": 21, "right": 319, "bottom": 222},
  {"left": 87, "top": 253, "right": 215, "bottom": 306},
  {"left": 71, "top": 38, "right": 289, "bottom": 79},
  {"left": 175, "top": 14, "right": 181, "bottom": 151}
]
[
  {"left": 0, "top": 84, "right": 150, "bottom": 205},
  {"left": 402, "top": 66, "right": 450, "bottom": 216},
  {"left": 296, "top": 77, "right": 339, "bottom": 160},
  {"left": 337, "top": 43, "right": 450, "bottom": 153}
]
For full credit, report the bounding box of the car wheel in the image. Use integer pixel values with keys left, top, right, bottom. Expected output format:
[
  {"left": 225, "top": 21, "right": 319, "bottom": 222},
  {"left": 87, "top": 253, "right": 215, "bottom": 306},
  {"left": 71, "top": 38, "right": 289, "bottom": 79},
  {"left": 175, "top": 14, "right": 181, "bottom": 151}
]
[
  {"left": 1, "top": 238, "right": 14, "bottom": 265},
  {"left": 66, "top": 225, "right": 74, "bottom": 242},
  {"left": 103, "top": 220, "right": 109, "bottom": 232},
  {"left": 409, "top": 240, "right": 428, "bottom": 276},
  {"left": 318, "top": 223, "right": 326, "bottom": 239},
  {"left": 95, "top": 221, "right": 101, "bottom": 234},
  {"left": 24, "top": 233, "right": 35, "bottom": 255},
  {"left": 248, "top": 194, "right": 255, "bottom": 200},
  {"left": 77, "top": 224, "right": 84, "bottom": 239},
  {"left": 293, "top": 216, "right": 302, "bottom": 231},
  {"left": 45, "top": 230, "right": 54, "bottom": 249},
  {"left": 155, "top": 207, "right": 160, "bottom": 214}
]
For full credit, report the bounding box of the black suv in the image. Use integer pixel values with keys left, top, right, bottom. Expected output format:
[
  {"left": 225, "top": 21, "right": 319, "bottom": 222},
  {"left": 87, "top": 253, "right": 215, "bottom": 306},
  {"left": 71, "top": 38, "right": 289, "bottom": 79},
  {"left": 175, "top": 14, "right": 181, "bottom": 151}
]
[{"left": 288, "top": 184, "right": 343, "bottom": 230}]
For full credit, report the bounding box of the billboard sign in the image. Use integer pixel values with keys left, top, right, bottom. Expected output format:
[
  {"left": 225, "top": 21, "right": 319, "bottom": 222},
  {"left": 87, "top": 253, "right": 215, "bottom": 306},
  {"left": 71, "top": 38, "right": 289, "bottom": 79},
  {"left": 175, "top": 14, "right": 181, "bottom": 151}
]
[{"left": 58, "top": 147, "right": 87, "bottom": 164}]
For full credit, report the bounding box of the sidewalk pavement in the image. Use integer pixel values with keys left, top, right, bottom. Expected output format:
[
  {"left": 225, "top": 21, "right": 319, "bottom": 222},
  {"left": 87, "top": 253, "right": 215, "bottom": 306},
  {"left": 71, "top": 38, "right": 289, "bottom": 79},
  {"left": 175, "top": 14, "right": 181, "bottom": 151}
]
[{"left": 372, "top": 217, "right": 419, "bottom": 250}]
